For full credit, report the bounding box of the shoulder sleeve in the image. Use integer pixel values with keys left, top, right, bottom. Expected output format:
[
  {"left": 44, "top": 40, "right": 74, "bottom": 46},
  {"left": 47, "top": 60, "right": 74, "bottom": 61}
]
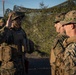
[{"left": 50, "top": 49, "right": 56, "bottom": 65}]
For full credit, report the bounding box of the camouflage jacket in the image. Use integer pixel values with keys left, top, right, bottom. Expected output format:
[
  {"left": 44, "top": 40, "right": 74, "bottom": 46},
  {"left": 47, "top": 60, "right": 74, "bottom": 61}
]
[
  {"left": 63, "top": 36, "right": 76, "bottom": 75},
  {"left": 53, "top": 33, "right": 68, "bottom": 55},
  {"left": 50, "top": 33, "right": 68, "bottom": 65}
]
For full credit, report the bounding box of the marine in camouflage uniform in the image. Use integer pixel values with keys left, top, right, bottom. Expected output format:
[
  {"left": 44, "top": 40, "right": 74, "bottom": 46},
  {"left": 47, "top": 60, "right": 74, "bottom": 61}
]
[
  {"left": 60, "top": 10, "right": 76, "bottom": 75},
  {"left": 6, "top": 11, "right": 28, "bottom": 75},
  {"left": 0, "top": 18, "right": 6, "bottom": 68},
  {"left": 50, "top": 12, "right": 68, "bottom": 75},
  {"left": 0, "top": 18, "right": 15, "bottom": 75}
]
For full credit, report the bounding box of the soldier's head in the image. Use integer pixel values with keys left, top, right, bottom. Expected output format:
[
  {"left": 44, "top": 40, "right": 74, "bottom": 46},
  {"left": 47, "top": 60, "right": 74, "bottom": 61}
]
[
  {"left": 0, "top": 18, "right": 5, "bottom": 28},
  {"left": 60, "top": 10, "right": 76, "bottom": 37},
  {"left": 54, "top": 13, "right": 66, "bottom": 23},
  {"left": 54, "top": 12, "right": 66, "bottom": 33},
  {"left": 9, "top": 11, "right": 25, "bottom": 28}
]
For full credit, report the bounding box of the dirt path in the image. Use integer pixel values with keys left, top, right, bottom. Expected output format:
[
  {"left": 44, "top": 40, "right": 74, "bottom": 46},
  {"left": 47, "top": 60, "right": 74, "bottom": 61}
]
[{"left": 27, "top": 58, "right": 51, "bottom": 75}]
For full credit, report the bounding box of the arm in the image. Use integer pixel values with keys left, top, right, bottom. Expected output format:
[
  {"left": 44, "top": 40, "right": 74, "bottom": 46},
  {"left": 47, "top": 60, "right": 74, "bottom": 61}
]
[
  {"left": 50, "top": 49, "right": 56, "bottom": 65},
  {"left": 6, "top": 13, "right": 12, "bottom": 28},
  {"left": 50, "top": 49, "right": 56, "bottom": 75}
]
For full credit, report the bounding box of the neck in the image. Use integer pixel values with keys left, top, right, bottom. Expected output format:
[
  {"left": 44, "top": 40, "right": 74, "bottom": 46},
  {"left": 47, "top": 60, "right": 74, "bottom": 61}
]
[{"left": 67, "top": 29, "right": 76, "bottom": 37}]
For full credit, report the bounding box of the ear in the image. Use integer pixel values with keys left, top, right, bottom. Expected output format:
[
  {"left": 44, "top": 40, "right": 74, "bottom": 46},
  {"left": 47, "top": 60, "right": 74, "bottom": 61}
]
[{"left": 71, "top": 24, "right": 75, "bottom": 29}]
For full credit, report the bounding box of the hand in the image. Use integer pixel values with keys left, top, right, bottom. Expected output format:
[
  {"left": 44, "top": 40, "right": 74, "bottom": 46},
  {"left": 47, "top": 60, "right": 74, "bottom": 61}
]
[
  {"left": 6, "top": 12, "right": 13, "bottom": 28},
  {"left": 8, "top": 12, "right": 13, "bottom": 19}
]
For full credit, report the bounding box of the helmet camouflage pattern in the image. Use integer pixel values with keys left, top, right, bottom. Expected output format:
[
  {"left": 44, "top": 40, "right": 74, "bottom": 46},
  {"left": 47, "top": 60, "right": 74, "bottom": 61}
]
[
  {"left": 60, "top": 10, "right": 76, "bottom": 25},
  {"left": 10, "top": 11, "right": 25, "bottom": 21},
  {"left": 54, "top": 12, "right": 66, "bottom": 23}
]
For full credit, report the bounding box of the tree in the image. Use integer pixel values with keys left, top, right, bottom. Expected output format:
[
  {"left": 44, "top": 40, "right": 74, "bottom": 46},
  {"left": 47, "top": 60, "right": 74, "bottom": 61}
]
[{"left": 39, "top": 1, "right": 48, "bottom": 9}]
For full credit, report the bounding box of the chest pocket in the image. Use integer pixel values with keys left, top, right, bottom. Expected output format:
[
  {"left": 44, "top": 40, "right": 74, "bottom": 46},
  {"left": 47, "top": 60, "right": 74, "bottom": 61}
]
[{"left": 0, "top": 46, "right": 12, "bottom": 62}]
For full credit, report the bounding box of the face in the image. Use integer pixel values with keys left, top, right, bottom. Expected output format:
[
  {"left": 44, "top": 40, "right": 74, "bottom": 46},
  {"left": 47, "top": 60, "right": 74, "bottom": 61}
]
[
  {"left": 63, "top": 24, "right": 73, "bottom": 36},
  {"left": 11, "top": 17, "right": 22, "bottom": 28},
  {"left": 55, "top": 22, "right": 65, "bottom": 33}
]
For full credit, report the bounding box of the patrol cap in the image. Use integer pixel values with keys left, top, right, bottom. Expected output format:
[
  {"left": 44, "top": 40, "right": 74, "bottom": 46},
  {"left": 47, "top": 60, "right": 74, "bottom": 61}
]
[
  {"left": 60, "top": 10, "right": 76, "bottom": 25},
  {"left": 10, "top": 11, "right": 25, "bottom": 21},
  {"left": 54, "top": 12, "right": 66, "bottom": 23}
]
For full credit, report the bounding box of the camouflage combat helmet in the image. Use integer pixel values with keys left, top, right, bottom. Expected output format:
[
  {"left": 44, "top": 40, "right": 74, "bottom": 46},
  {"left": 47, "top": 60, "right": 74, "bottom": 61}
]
[
  {"left": 54, "top": 12, "right": 66, "bottom": 23},
  {"left": 11, "top": 11, "right": 25, "bottom": 21},
  {"left": 60, "top": 10, "right": 76, "bottom": 25}
]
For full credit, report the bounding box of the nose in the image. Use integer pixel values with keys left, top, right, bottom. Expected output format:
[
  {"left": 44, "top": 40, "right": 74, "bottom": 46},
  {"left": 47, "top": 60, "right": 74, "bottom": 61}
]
[{"left": 54, "top": 24, "right": 57, "bottom": 27}]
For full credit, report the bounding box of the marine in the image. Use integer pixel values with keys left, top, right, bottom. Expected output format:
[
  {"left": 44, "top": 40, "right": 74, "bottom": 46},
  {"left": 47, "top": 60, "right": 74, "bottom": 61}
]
[
  {"left": 60, "top": 10, "right": 76, "bottom": 75},
  {"left": 6, "top": 11, "right": 28, "bottom": 75},
  {"left": 50, "top": 12, "right": 68, "bottom": 75},
  {"left": 0, "top": 18, "right": 15, "bottom": 75}
]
